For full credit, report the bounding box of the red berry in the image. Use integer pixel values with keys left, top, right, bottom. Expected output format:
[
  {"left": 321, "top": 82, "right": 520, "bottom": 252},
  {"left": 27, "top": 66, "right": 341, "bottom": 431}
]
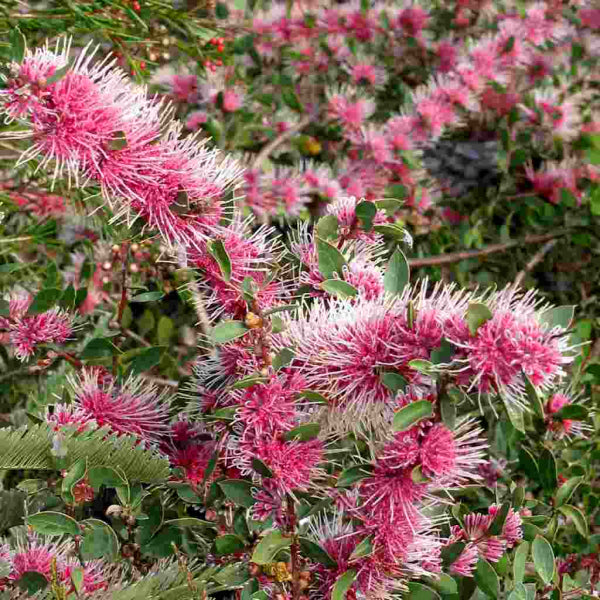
[
  {"left": 216, "top": 58, "right": 223, "bottom": 66},
  {"left": 139, "top": 61, "right": 146, "bottom": 70},
  {"left": 217, "top": 45, "right": 224, "bottom": 52},
  {"left": 132, "top": 1, "right": 141, "bottom": 11}
]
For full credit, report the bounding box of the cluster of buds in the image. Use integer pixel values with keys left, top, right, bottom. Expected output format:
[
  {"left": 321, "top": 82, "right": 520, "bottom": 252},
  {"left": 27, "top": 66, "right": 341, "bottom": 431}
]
[
  {"left": 208, "top": 37, "right": 225, "bottom": 52},
  {"left": 131, "top": 0, "right": 141, "bottom": 12},
  {"left": 203, "top": 58, "right": 222, "bottom": 71}
]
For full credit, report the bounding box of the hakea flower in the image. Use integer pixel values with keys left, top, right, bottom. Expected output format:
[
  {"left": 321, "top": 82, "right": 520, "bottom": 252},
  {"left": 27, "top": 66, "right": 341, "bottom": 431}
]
[
  {"left": 326, "top": 90, "right": 375, "bottom": 131},
  {"left": 448, "top": 505, "right": 523, "bottom": 575},
  {"left": 448, "top": 287, "right": 575, "bottom": 411},
  {"left": 397, "top": 6, "right": 430, "bottom": 38},
  {"left": 190, "top": 217, "right": 288, "bottom": 318},
  {"left": 6, "top": 534, "right": 110, "bottom": 594},
  {"left": 326, "top": 196, "right": 388, "bottom": 242},
  {"left": 545, "top": 390, "right": 592, "bottom": 439},
  {"left": 0, "top": 292, "right": 76, "bottom": 361},
  {"left": 51, "top": 371, "right": 171, "bottom": 442},
  {"left": 1, "top": 39, "right": 243, "bottom": 255}
]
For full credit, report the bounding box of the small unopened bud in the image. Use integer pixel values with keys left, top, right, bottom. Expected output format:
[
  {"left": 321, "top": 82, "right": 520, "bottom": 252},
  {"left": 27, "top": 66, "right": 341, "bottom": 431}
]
[
  {"left": 129, "top": 263, "right": 139, "bottom": 273},
  {"left": 102, "top": 261, "right": 112, "bottom": 270},
  {"left": 112, "top": 244, "right": 121, "bottom": 252},
  {"left": 131, "top": 243, "right": 139, "bottom": 252},
  {"left": 102, "top": 276, "right": 110, "bottom": 285},
  {"left": 245, "top": 312, "right": 263, "bottom": 329},
  {"left": 106, "top": 505, "right": 123, "bottom": 518}
]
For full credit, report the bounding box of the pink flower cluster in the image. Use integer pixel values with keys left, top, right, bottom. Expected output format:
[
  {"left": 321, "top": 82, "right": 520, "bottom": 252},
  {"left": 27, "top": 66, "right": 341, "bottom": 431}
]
[
  {"left": 448, "top": 505, "right": 523, "bottom": 576},
  {"left": 0, "top": 292, "right": 75, "bottom": 361}
]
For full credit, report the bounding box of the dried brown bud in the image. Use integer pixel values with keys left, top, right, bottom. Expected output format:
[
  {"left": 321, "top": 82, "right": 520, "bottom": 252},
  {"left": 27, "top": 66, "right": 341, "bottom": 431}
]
[{"left": 106, "top": 505, "right": 123, "bottom": 518}]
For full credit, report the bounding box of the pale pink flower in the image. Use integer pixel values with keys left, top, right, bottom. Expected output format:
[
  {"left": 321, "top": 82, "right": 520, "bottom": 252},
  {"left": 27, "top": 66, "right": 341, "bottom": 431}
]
[
  {"left": 185, "top": 111, "right": 208, "bottom": 131},
  {"left": 171, "top": 74, "right": 199, "bottom": 103},
  {"left": 221, "top": 88, "right": 243, "bottom": 112},
  {"left": 546, "top": 391, "right": 592, "bottom": 439},
  {"left": 450, "top": 542, "right": 479, "bottom": 576},
  {"left": 397, "top": 6, "right": 430, "bottom": 37},
  {"left": 344, "top": 258, "right": 385, "bottom": 301},
  {"left": 66, "top": 371, "right": 170, "bottom": 441},
  {"left": 326, "top": 195, "right": 387, "bottom": 242},
  {"left": 580, "top": 8, "right": 600, "bottom": 28},
  {"left": 489, "top": 504, "right": 523, "bottom": 548}
]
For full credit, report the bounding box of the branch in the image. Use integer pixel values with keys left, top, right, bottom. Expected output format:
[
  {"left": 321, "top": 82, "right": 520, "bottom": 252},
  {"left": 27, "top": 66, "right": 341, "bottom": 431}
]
[
  {"left": 251, "top": 115, "right": 312, "bottom": 170},
  {"left": 513, "top": 239, "right": 558, "bottom": 287},
  {"left": 408, "top": 230, "right": 567, "bottom": 268}
]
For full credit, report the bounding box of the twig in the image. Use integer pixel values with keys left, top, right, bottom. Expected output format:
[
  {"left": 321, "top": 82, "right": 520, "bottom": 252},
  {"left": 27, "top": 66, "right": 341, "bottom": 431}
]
[
  {"left": 513, "top": 239, "right": 558, "bottom": 287},
  {"left": 408, "top": 230, "right": 568, "bottom": 268},
  {"left": 251, "top": 115, "right": 312, "bottom": 170},
  {"left": 140, "top": 374, "right": 179, "bottom": 389}
]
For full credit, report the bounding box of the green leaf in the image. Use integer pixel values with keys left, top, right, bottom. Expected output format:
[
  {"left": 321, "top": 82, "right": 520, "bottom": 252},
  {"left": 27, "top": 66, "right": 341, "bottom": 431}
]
[
  {"left": 441, "top": 541, "right": 466, "bottom": 568},
  {"left": 157, "top": 316, "right": 175, "bottom": 346},
  {"left": 28, "top": 511, "right": 80, "bottom": 536},
  {"left": 502, "top": 395, "right": 525, "bottom": 434},
  {"left": 355, "top": 201, "right": 377, "bottom": 232},
  {"left": 539, "top": 305, "right": 574, "bottom": 330},
  {"left": 212, "top": 320, "right": 250, "bottom": 344},
  {"left": 70, "top": 567, "right": 84, "bottom": 594},
  {"left": 349, "top": 535, "right": 373, "bottom": 561},
  {"left": 513, "top": 541, "right": 529, "bottom": 583},
  {"left": 59, "top": 284, "right": 76, "bottom": 310},
  {"left": 524, "top": 374, "right": 545, "bottom": 418},
  {"left": 406, "top": 582, "right": 442, "bottom": 600},
  {"left": 298, "top": 537, "right": 338, "bottom": 568},
  {"left": 218, "top": 480, "right": 256, "bottom": 508},
  {"left": 263, "top": 304, "right": 300, "bottom": 317},
  {"left": 316, "top": 237, "right": 346, "bottom": 279},
  {"left": 17, "top": 572, "right": 48, "bottom": 595},
  {"left": 163, "top": 517, "right": 216, "bottom": 530},
  {"left": 475, "top": 559, "right": 499, "bottom": 598},
  {"left": 373, "top": 223, "right": 409, "bottom": 241},
  {"left": 298, "top": 390, "right": 329, "bottom": 404},
  {"left": 392, "top": 401, "right": 433, "bottom": 432},
  {"left": 539, "top": 449, "right": 558, "bottom": 492},
  {"left": 508, "top": 583, "right": 528, "bottom": 600},
  {"left": 81, "top": 338, "right": 119, "bottom": 360},
  {"left": 558, "top": 505, "right": 589, "bottom": 537},
  {"left": 466, "top": 303, "right": 493, "bottom": 336},
  {"left": 283, "top": 423, "right": 320, "bottom": 442},
  {"left": 375, "top": 198, "right": 404, "bottom": 213},
  {"left": 87, "top": 466, "right": 126, "bottom": 490},
  {"left": 513, "top": 485, "right": 525, "bottom": 509},
  {"left": 130, "top": 291, "right": 164, "bottom": 303},
  {"left": 231, "top": 374, "right": 269, "bottom": 389},
  {"left": 532, "top": 535, "right": 555, "bottom": 584},
  {"left": 272, "top": 347, "right": 295, "bottom": 372},
  {"left": 252, "top": 529, "right": 292, "bottom": 564},
  {"left": 331, "top": 569, "right": 357, "bottom": 600},
  {"left": 80, "top": 518, "right": 119, "bottom": 560},
  {"left": 215, "top": 534, "right": 246, "bottom": 555},
  {"left": 555, "top": 477, "right": 583, "bottom": 507},
  {"left": 208, "top": 240, "right": 232, "bottom": 282},
  {"left": 282, "top": 88, "right": 303, "bottom": 112},
  {"left": 9, "top": 28, "right": 26, "bottom": 63},
  {"left": 380, "top": 372, "right": 408, "bottom": 393},
  {"left": 522, "top": 523, "right": 542, "bottom": 542},
  {"left": 488, "top": 502, "right": 511, "bottom": 536},
  {"left": 554, "top": 404, "right": 588, "bottom": 420},
  {"left": 430, "top": 338, "right": 454, "bottom": 365},
  {"left": 384, "top": 249, "right": 410, "bottom": 296},
  {"left": 518, "top": 448, "right": 539, "bottom": 481},
  {"left": 0, "top": 263, "right": 23, "bottom": 274},
  {"left": 129, "top": 346, "right": 163, "bottom": 375},
  {"left": 61, "top": 457, "right": 87, "bottom": 503},
  {"left": 27, "top": 288, "right": 61, "bottom": 314},
  {"left": 315, "top": 215, "right": 339, "bottom": 241},
  {"left": 320, "top": 279, "right": 359, "bottom": 299},
  {"left": 407, "top": 359, "right": 433, "bottom": 374},
  {"left": 252, "top": 458, "right": 273, "bottom": 478},
  {"left": 215, "top": 2, "right": 230, "bottom": 18},
  {"left": 440, "top": 393, "right": 456, "bottom": 430},
  {"left": 336, "top": 464, "right": 374, "bottom": 487}
]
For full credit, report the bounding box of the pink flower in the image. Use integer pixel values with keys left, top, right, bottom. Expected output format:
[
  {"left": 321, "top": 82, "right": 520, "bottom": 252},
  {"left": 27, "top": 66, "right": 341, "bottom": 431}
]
[
  {"left": 450, "top": 542, "right": 479, "bottom": 576},
  {"left": 171, "top": 74, "right": 199, "bottom": 103},
  {"left": 489, "top": 504, "right": 523, "bottom": 548},
  {"left": 185, "top": 110, "right": 207, "bottom": 130},
  {"left": 221, "top": 88, "right": 243, "bottom": 112},
  {"left": 436, "top": 41, "right": 459, "bottom": 73},
  {"left": 397, "top": 6, "right": 429, "bottom": 37},
  {"left": 65, "top": 371, "right": 170, "bottom": 441},
  {"left": 420, "top": 423, "right": 456, "bottom": 477},
  {"left": 580, "top": 8, "right": 600, "bottom": 29},
  {"left": 344, "top": 258, "right": 385, "bottom": 301}
]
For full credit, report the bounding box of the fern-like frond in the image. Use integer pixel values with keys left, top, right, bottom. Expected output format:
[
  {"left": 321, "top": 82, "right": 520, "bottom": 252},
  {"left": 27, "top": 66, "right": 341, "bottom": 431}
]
[{"left": 0, "top": 425, "right": 170, "bottom": 483}]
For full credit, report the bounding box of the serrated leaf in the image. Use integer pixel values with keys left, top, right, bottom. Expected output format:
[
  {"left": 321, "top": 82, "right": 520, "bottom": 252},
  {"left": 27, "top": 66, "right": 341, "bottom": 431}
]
[
  {"left": 558, "top": 505, "right": 589, "bottom": 537},
  {"left": 251, "top": 529, "right": 292, "bottom": 564},
  {"left": 130, "top": 291, "right": 164, "bottom": 303},
  {"left": 513, "top": 541, "right": 529, "bottom": 583},
  {"left": 298, "top": 537, "right": 338, "bottom": 568},
  {"left": 28, "top": 511, "right": 80, "bottom": 536},
  {"left": 475, "top": 558, "right": 499, "bottom": 598},
  {"left": 208, "top": 240, "right": 232, "bottom": 282},
  {"left": 466, "top": 303, "right": 493, "bottom": 336},
  {"left": 320, "top": 279, "right": 359, "bottom": 299},
  {"left": 392, "top": 400, "right": 433, "bottom": 432},
  {"left": 555, "top": 477, "right": 583, "bottom": 507},
  {"left": 211, "top": 320, "right": 250, "bottom": 344},
  {"left": 539, "top": 306, "right": 574, "bottom": 330},
  {"left": 336, "top": 464, "right": 374, "bottom": 487},
  {"left": 272, "top": 347, "right": 295, "bottom": 372},
  {"left": 331, "top": 569, "right": 357, "bottom": 600},
  {"left": 218, "top": 480, "right": 256, "bottom": 508},
  {"left": 384, "top": 249, "right": 409, "bottom": 296},
  {"left": 316, "top": 237, "right": 346, "bottom": 279},
  {"left": 532, "top": 535, "right": 555, "bottom": 584},
  {"left": 283, "top": 423, "right": 320, "bottom": 442}
]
